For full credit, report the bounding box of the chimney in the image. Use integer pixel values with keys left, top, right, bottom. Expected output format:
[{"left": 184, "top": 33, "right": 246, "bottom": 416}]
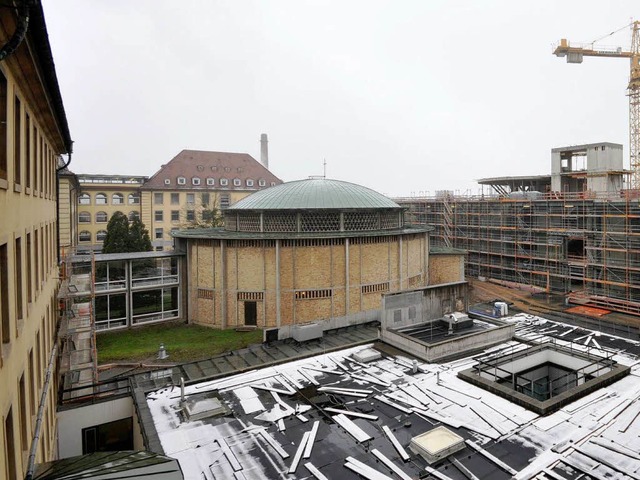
[{"left": 260, "top": 133, "right": 269, "bottom": 170}]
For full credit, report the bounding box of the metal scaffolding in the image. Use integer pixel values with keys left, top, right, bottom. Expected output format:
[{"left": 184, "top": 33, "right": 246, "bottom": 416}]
[
  {"left": 397, "top": 191, "right": 640, "bottom": 316},
  {"left": 57, "top": 250, "right": 98, "bottom": 401}
]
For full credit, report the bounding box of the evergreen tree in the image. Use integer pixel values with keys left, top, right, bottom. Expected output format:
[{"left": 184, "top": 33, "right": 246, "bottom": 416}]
[
  {"left": 129, "top": 217, "right": 152, "bottom": 252},
  {"left": 102, "top": 212, "right": 153, "bottom": 253},
  {"left": 101, "top": 211, "right": 130, "bottom": 253}
]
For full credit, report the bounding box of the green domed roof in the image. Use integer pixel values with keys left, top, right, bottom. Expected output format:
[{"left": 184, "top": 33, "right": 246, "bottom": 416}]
[{"left": 230, "top": 178, "right": 400, "bottom": 210}]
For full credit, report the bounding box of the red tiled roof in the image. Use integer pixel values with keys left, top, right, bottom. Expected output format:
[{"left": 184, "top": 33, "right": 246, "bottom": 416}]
[{"left": 141, "top": 150, "right": 282, "bottom": 190}]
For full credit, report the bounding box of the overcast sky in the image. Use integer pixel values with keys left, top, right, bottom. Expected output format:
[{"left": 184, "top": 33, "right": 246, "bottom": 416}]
[{"left": 43, "top": 1, "right": 637, "bottom": 197}]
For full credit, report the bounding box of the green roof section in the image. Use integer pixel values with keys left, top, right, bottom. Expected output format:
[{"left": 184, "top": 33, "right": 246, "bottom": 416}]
[{"left": 229, "top": 178, "right": 400, "bottom": 210}]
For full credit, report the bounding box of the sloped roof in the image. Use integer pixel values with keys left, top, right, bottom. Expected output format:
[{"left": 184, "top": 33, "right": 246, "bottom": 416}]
[
  {"left": 33, "top": 451, "right": 183, "bottom": 480},
  {"left": 141, "top": 150, "right": 282, "bottom": 190},
  {"left": 229, "top": 178, "right": 400, "bottom": 210}
]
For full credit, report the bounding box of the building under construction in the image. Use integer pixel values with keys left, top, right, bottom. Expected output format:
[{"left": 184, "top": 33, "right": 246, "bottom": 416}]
[{"left": 396, "top": 142, "right": 640, "bottom": 316}]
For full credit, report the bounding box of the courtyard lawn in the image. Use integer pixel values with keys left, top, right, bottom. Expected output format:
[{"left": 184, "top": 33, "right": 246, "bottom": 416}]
[{"left": 96, "top": 323, "right": 263, "bottom": 364}]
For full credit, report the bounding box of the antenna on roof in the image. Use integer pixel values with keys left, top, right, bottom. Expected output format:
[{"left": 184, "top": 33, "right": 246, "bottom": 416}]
[{"left": 323, "top": 158, "right": 327, "bottom": 179}]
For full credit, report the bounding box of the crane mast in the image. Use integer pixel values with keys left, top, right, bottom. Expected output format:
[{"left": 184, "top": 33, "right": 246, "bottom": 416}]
[{"left": 554, "top": 21, "right": 640, "bottom": 189}]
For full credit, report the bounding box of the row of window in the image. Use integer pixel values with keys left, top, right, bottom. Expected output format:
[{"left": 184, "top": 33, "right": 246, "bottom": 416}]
[
  {"left": 0, "top": 70, "right": 58, "bottom": 198},
  {"left": 79, "top": 227, "right": 180, "bottom": 243},
  {"left": 153, "top": 191, "right": 230, "bottom": 206},
  {"left": 166, "top": 176, "right": 273, "bottom": 187},
  {"left": 78, "top": 192, "right": 139, "bottom": 205},
  {"left": 79, "top": 211, "right": 141, "bottom": 223}
]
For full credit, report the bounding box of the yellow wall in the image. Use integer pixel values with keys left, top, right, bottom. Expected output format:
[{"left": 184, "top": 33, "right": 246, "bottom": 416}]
[
  {"left": 429, "top": 254, "right": 465, "bottom": 285},
  {"left": 187, "top": 233, "right": 429, "bottom": 329},
  {"left": 0, "top": 51, "right": 65, "bottom": 478}
]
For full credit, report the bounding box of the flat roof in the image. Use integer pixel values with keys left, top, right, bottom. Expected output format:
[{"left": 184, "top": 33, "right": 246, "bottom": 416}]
[
  {"left": 477, "top": 174, "right": 550, "bottom": 185},
  {"left": 145, "top": 313, "right": 640, "bottom": 479},
  {"left": 68, "top": 251, "right": 184, "bottom": 263},
  {"left": 551, "top": 142, "right": 623, "bottom": 152}
]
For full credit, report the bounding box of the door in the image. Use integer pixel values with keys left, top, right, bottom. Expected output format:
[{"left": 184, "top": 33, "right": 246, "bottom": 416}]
[{"left": 244, "top": 301, "right": 257, "bottom": 326}]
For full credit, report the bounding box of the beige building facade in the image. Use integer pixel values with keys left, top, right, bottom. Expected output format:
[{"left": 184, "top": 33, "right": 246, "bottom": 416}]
[
  {"left": 0, "top": 5, "right": 73, "bottom": 479},
  {"left": 175, "top": 179, "right": 432, "bottom": 338},
  {"left": 71, "top": 150, "right": 282, "bottom": 251}
]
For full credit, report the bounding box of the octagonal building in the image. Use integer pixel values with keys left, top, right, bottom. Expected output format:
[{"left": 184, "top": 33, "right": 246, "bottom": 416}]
[{"left": 173, "top": 178, "right": 431, "bottom": 338}]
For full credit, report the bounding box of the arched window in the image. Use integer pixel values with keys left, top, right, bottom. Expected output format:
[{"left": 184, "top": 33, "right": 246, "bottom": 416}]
[
  {"left": 128, "top": 193, "right": 140, "bottom": 205},
  {"left": 112, "top": 193, "right": 124, "bottom": 204},
  {"left": 78, "top": 193, "right": 91, "bottom": 205},
  {"left": 96, "top": 230, "right": 108, "bottom": 242},
  {"left": 220, "top": 178, "right": 228, "bottom": 186},
  {"left": 96, "top": 211, "right": 108, "bottom": 223},
  {"left": 129, "top": 211, "right": 140, "bottom": 221},
  {"left": 233, "top": 178, "right": 241, "bottom": 186},
  {"left": 246, "top": 179, "right": 254, "bottom": 187},
  {"left": 258, "top": 179, "right": 266, "bottom": 187},
  {"left": 78, "top": 212, "right": 91, "bottom": 223},
  {"left": 79, "top": 231, "right": 91, "bottom": 242},
  {"left": 95, "top": 193, "right": 107, "bottom": 205},
  {"left": 192, "top": 177, "right": 201, "bottom": 185}
]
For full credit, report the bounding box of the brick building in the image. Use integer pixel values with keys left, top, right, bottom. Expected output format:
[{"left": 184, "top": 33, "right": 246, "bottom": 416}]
[{"left": 174, "top": 178, "right": 433, "bottom": 338}]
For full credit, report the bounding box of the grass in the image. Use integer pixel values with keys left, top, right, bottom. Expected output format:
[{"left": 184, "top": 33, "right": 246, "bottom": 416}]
[{"left": 96, "top": 322, "right": 263, "bottom": 364}]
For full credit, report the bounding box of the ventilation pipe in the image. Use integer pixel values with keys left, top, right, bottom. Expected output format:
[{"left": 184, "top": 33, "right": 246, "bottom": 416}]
[{"left": 260, "top": 133, "right": 269, "bottom": 170}]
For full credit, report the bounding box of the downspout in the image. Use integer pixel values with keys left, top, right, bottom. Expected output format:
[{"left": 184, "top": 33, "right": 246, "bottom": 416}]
[
  {"left": 56, "top": 151, "right": 72, "bottom": 265},
  {"left": 24, "top": 326, "right": 59, "bottom": 480},
  {"left": 0, "top": 0, "right": 31, "bottom": 62}
]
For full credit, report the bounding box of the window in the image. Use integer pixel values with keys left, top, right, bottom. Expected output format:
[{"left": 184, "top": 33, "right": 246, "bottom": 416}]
[
  {"left": 78, "top": 193, "right": 91, "bottom": 205},
  {"left": 112, "top": 193, "right": 124, "bottom": 204},
  {"left": 206, "top": 178, "right": 215, "bottom": 186},
  {"left": 210, "top": 166, "right": 218, "bottom": 172},
  {"left": 1, "top": 243, "right": 9, "bottom": 344},
  {"left": 171, "top": 210, "right": 179, "bottom": 222},
  {"left": 220, "top": 194, "right": 230, "bottom": 209},
  {"left": 95, "top": 193, "right": 107, "bottom": 205},
  {"left": 192, "top": 177, "right": 201, "bottom": 185},
  {"left": 155, "top": 246, "right": 163, "bottom": 251},
  {"left": 202, "top": 193, "right": 210, "bottom": 205},
  {"left": 186, "top": 193, "right": 195, "bottom": 204},
  {"left": 271, "top": 182, "right": 276, "bottom": 186},
  {"left": 95, "top": 211, "right": 108, "bottom": 223},
  {"left": 14, "top": 96, "right": 21, "bottom": 186},
  {"left": 233, "top": 178, "right": 241, "bottom": 186},
  {"left": 25, "top": 114, "right": 30, "bottom": 189},
  {"left": 164, "top": 179, "right": 170, "bottom": 185},
  {"left": 258, "top": 179, "right": 266, "bottom": 187},
  {"left": 186, "top": 210, "right": 195, "bottom": 222},
  {"left": 0, "top": 70, "right": 6, "bottom": 182},
  {"left": 177, "top": 176, "right": 186, "bottom": 185},
  {"left": 295, "top": 289, "right": 332, "bottom": 299},
  {"left": 79, "top": 231, "right": 91, "bottom": 242},
  {"left": 220, "top": 178, "right": 228, "bottom": 186},
  {"left": 246, "top": 179, "right": 254, "bottom": 187},
  {"left": 128, "top": 211, "right": 140, "bottom": 221},
  {"left": 155, "top": 210, "right": 163, "bottom": 222},
  {"left": 15, "top": 237, "right": 23, "bottom": 319},
  {"left": 78, "top": 212, "right": 91, "bottom": 223},
  {"left": 155, "top": 228, "right": 163, "bottom": 239},
  {"left": 170, "top": 192, "right": 179, "bottom": 205},
  {"left": 128, "top": 192, "right": 140, "bottom": 204},
  {"left": 96, "top": 230, "right": 107, "bottom": 242},
  {"left": 154, "top": 192, "right": 163, "bottom": 204}
]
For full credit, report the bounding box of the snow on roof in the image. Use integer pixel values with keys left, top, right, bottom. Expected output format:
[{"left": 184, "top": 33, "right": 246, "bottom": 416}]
[{"left": 146, "top": 314, "right": 640, "bottom": 480}]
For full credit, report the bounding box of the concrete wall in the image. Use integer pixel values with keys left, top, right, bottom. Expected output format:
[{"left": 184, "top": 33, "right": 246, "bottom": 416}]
[
  {"left": 381, "top": 281, "right": 468, "bottom": 330},
  {"left": 56, "top": 397, "right": 144, "bottom": 459},
  {"left": 381, "top": 322, "right": 514, "bottom": 362}
]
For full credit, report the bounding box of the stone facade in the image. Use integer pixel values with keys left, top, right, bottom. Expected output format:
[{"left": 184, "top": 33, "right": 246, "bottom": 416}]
[{"left": 184, "top": 233, "right": 429, "bottom": 331}]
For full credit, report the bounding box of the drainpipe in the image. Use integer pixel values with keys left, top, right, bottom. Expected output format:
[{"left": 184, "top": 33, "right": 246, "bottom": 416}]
[
  {"left": 56, "top": 151, "right": 73, "bottom": 265},
  {"left": 0, "top": 0, "right": 30, "bottom": 62},
  {"left": 24, "top": 333, "right": 59, "bottom": 480}
]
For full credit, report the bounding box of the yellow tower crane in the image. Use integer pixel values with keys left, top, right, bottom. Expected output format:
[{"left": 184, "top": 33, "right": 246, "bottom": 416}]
[{"left": 554, "top": 21, "right": 640, "bottom": 189}]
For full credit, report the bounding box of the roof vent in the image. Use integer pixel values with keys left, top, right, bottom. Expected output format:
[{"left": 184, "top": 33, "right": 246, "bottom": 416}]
[{"left": 410, "top": 426, "right": 465, "bottom": 464}]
